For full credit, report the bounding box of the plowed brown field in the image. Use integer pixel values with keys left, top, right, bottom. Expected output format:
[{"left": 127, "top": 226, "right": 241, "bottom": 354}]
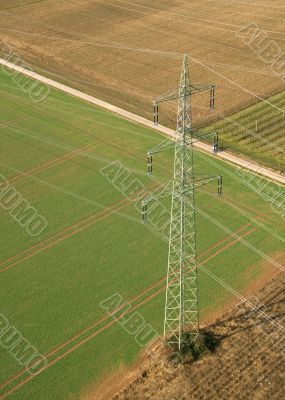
[{"left": 1, "top": 0, "right": 285, "bottom": 125}]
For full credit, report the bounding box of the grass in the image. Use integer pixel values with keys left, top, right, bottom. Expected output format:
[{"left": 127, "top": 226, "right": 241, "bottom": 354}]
[{"left": 0, "top": 69, "right": 284, "bottom": 400}]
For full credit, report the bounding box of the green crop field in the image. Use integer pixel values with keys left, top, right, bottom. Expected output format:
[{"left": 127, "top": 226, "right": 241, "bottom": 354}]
[
  {"left": 0, "top": 69, "right": 284, "bottom": 400},
  {"left": 205, "top": 90, "right": 285, "bottom": 171}
]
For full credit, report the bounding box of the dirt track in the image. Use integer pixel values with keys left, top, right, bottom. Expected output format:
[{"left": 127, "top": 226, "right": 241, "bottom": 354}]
[{"left": 1, "top": 58, "right": 285, "bottom": 187}]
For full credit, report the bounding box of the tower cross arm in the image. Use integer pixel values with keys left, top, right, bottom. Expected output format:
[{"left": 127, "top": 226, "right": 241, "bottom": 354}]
[
  {"left": 154, "top": 83, "right": 215, "bottom": 105},
  {"left": 192, "top": 175, "right": 223, "bottom": 193},
  {"left": 154, "top": 88, "right": 181, "bottom": 104},
  {"left": 189, "top": 83, "right": 215, "bottom": 94},
  {"left": 171, "top": 175, "right": 222, "bottom": 197}
]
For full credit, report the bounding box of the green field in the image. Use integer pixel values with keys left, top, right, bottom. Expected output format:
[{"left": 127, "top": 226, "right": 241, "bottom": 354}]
[
  {"left": 205, "top": 90, "right": 285, "bottom": 171},
  {"left": 0, "top": 70, "right": 284, "bottom": 400}
]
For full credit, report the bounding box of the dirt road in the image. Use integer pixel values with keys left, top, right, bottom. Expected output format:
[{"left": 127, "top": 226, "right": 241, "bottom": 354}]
[{"left": 1, "top": 57, "right": 285, "bottom": 186}]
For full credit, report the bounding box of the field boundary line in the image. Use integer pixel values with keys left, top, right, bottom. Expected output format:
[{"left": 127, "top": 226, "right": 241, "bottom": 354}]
[{"left": 0, "top": 58, "right": 284, "bottom": 186}]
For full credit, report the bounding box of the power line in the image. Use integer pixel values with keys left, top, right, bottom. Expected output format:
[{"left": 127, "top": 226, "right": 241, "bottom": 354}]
[
  {"left": 0, "top": 25, "right": 283, "bottom": 113},
  {"left": 190, "top": 55, "right": 285, "bottom": 114},
  {"left": 0, "top": 27, "right": 182, "bottom": 57},
  {"left": 211, "top": 0, "right": 285, "bottom": 11},
  {"left": 112, "top": 0, "right": 285, "bottom": 37}
]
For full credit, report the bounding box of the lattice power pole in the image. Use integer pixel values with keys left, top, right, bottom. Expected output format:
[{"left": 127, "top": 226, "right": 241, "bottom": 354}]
[{"left": 142, "top": 54, "right": 222, "bottom": 350}]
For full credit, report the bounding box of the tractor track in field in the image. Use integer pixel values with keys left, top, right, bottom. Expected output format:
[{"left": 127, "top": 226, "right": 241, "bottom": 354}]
[
  {"left": 200, "top": 188, "right": 276, "bottom": 225},
  {"left": 0, "top": 108, "right": 171, "bottom": 273},
  {"left": 1, "top": 200, "right": 132, "bottom": 273},
  {"left": 200, "top": 227, "right": 256, "bottom": 265},
  {"left": 0, "top": 196, "right": 128, "bottom": 272},
  {"left": 221, "top": 196, "right": 277, "bottom": 224},
  {"left": 0, "top": 181, "right": 158, "bottom": 273},
  {"left": 3, "top": 110, "right": 169, "bottom": 188},
  {"left": 0, "top": 223, "right": 255, "bottom": 397},
  {"left": 1, "top": 222, "right": 252, "bottom": 388},
  {"left": 7, "top": 143, "right": 97, "bottom": 185},
  {"left": 1, "top": 89, "right": 163, "bottom": 185},
  {"left": 0, "top": 61, "right": 276, "bottom": 397},
  {"left": 0, "top": 116, "right": 29, "bottom": 129},
  {"left": 4, "top": 131, "right": 160, "bottom": 187},
  {"left": 0, "top": 284, "right": 166, "bottom": 400},
  {"left": 0, "top": 112, "right": 269, "bottom": 395},
  {"left": 0, "top": 276, "right": 167, "bottom": 393},
  {"left": 4, "top": 97, "right": 269, "bottom": 243},
  {"left": 5, "top": 113, "right": 269, "bottom": 261},
  {"left": 197, "top": 223, "right": 252, "bottom": 260},
  {"left": 218, "top": 194, "right": 277, "bottom": 224}
]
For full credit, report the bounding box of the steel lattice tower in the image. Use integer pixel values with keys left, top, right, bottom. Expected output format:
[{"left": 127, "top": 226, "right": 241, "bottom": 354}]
[{"left": 142, "top": 54, "right": 222, "bottom": 350}]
